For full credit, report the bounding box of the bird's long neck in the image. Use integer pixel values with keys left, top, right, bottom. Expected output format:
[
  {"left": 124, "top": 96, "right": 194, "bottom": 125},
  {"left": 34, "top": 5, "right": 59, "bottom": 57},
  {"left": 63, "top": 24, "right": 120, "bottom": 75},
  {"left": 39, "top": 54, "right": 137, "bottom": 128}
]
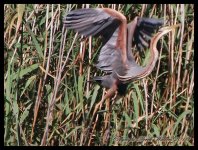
[
  {"left": 139, "top": 31, "right": 168, "bottom": 79},
  {"left": 140, "top": 43, "right": 159, "bottom": 78}
]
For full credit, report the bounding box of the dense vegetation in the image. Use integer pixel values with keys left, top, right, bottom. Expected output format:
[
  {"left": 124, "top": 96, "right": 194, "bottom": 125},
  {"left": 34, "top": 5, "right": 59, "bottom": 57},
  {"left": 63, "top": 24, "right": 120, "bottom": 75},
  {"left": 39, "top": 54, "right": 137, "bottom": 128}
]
[{"left": 4, "top": 4, "right": 194, "bottom": 146}]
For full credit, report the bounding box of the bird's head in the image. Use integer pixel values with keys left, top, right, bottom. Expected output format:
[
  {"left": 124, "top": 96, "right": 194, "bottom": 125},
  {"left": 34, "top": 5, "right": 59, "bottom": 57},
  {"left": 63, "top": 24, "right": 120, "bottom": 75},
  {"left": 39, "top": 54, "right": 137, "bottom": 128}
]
[{"left": 151, "top": 24, "right": 180, "bottom": 48}]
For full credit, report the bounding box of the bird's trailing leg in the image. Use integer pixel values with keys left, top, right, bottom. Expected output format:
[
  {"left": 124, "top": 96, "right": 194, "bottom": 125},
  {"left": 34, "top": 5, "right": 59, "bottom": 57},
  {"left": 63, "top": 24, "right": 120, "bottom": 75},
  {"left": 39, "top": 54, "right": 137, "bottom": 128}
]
[
  {"left": 102, "top": 93, "right": 113, "bottom": 145},
  {"left": 90, "top": 84, "right": 118, "bottom": 126},
  {"left": 87, "top": 84, "right": 118, "bottom": 145}
]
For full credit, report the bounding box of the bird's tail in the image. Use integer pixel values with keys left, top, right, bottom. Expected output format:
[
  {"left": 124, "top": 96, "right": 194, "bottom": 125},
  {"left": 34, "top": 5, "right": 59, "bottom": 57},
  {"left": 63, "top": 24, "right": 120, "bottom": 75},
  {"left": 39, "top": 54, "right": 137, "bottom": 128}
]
[{"left": 90, "top": 75, "right": 114, "bottom": 89}]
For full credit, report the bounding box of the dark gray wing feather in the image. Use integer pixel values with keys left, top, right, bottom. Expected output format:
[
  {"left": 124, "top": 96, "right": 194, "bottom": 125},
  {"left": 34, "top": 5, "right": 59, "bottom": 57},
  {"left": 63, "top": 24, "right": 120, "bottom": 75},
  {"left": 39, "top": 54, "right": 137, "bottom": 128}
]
[
  {"left": 134, "top": 17, "right": 164, "bottom": 51},
  {"left": 63, "top": 8, "right": 120, "bottom": 39}
]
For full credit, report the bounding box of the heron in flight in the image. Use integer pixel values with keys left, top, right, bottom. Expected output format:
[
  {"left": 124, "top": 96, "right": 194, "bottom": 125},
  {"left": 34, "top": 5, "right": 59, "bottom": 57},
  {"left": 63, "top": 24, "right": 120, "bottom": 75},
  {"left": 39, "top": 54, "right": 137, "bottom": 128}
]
[{"left": 63, "top": 8, "right": 177, "bottom": 100}]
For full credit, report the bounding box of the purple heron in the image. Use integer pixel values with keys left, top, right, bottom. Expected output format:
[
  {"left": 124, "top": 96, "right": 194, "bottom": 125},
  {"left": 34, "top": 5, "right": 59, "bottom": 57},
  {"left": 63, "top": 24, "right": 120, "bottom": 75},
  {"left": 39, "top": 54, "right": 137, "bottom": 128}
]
[{"left": 63, "top": 8, "right": 177, "bottom": 99}]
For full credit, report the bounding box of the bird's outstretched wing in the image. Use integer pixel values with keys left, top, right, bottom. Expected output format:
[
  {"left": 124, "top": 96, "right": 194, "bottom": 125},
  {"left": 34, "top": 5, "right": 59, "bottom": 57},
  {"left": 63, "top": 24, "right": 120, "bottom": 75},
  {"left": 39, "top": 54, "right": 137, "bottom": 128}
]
[
  {"left": 63, "top": 8, "right": 127, "bottom": 74},
  {"left": 133, "top": 17, "right": 164, "bottom": 52},
  {"left": 126, "top": 17, "right": 164, "bottom": 69},
  {"left": 64, "top": 8, "right": 121, "bottom": 44}
]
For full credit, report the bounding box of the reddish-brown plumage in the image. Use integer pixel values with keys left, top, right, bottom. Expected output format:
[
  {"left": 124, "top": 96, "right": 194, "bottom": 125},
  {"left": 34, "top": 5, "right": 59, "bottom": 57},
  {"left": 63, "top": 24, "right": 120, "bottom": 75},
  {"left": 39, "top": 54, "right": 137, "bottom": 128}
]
[{"left": 63, "top": 8, "right": 174, "bottom": 99}]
